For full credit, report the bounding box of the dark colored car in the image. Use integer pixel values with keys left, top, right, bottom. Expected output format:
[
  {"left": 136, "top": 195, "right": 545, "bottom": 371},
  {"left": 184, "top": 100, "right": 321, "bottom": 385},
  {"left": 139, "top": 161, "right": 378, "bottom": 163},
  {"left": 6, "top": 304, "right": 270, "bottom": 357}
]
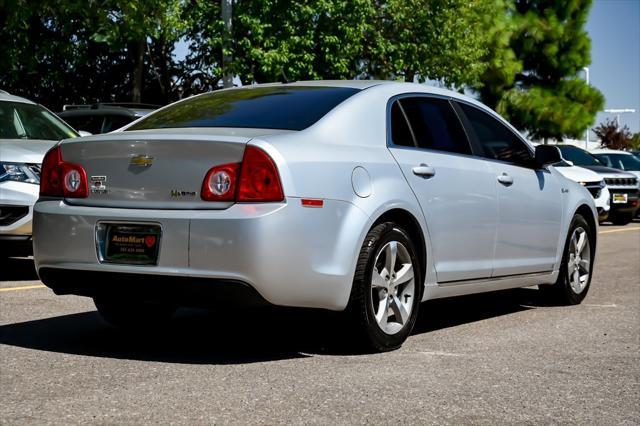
[
  {"left": 57, "top": 103, "right": 159, "bottom": 135},
  {"left": 556, "top": 145, "right": 639, "bottom": 225}
]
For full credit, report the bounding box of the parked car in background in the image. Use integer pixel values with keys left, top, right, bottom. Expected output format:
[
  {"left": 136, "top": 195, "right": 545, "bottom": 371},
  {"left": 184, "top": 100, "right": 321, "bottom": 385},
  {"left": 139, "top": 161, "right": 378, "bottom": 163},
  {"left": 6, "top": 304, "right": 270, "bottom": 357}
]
[
  {"left": 0, "top": 90, "right": 79, "bottom": 256},
  {"left": 554, "top": 165, "right": 610, "bottom": 222},
  {"left": 555, "top": 145, "right": 639, "bottom": 225},
  {"left": 34, "top": 81, "right": 598, "bottom": 351},
  {"left": 591, "top": 149, "right": 640, "bottom": 180},
  {"left": 56, "top": 103, "right": 159, "bottom": 135}
]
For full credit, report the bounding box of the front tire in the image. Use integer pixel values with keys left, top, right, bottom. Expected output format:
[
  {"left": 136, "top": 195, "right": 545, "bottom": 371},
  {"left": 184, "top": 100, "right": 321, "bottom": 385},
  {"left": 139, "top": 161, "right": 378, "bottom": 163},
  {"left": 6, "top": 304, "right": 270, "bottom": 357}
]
[
  {"left": 610, "top": 212, "right": 634, "bottom": 226},
  {"left": 94, "top": 297, "right": 176, "bottom": 329},
  {"left": 347, "top": 222, "right": 422, "bottom": 352},
  {"left": 540, "top": 214, "right": 594, "bottom": 305}
]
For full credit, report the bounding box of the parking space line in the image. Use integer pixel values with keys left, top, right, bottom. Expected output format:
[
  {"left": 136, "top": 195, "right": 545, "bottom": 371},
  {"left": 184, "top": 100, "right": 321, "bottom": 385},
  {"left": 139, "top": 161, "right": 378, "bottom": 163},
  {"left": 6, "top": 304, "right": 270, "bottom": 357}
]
[
  {"left": 599, "top": 227, "right": 640, "bottom": 235},
  {"left": 0, "top": 284, "right": 46, "bottom": 293}
]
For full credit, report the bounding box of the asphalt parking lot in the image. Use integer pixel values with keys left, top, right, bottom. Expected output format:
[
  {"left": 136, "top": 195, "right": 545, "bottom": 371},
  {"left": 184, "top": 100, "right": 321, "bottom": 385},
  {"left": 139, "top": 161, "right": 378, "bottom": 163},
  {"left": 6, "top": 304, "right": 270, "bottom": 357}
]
[{"left": 1, "top": 223, "right": 639, "bottom": 424}]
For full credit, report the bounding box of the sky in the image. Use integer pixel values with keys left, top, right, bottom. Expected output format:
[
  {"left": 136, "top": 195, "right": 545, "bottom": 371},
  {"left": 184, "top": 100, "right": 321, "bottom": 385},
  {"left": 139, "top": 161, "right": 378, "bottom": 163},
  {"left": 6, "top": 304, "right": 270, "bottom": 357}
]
[
  {"left": 174, "top": 0, "right": 640, "bottom": 134},
  {"left": 586, "top": 0, "right": 640, "bottom": 134}
]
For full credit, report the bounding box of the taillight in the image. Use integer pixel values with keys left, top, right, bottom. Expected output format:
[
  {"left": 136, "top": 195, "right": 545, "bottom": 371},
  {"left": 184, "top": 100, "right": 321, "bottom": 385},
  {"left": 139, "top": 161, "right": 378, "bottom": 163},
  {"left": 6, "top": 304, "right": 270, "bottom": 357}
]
[
  {"left": 40, "top": 145, "right": 88, "bottom": 198},
  {"left": 200, "top": 146, "right": 284, "bottom": 203},
  {"left": 237, "top": 146, "right": 284, "bottom": 202}
]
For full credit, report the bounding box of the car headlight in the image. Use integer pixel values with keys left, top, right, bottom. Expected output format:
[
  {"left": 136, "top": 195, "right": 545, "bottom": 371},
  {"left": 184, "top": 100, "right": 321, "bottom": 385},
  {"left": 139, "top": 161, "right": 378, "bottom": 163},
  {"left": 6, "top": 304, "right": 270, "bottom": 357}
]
[
  {"left": 0, "top": 163, "right": 40, "bottom": 184},
  {"left": 598, "top": 180, "right": 606, "bottom": 189}
]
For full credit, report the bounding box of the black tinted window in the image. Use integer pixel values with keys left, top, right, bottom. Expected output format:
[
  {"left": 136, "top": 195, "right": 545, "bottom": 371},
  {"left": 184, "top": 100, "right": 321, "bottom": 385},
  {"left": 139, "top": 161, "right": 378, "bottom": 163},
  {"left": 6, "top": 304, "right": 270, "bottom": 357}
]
[
  {"left": 390, "top": 101, "right": 415, "bottom": 147},
  {"left": 128, "top": 86, "right": 359, "bottom": 131},
  {"left": 458, "top": 103, "right": 534, "bottom": 167},
  {"left": 390, "top": 97, "right": 470, "bottom": 154},
  {"left": 62, "top": 115, "right": 105, "bottom": 134}
]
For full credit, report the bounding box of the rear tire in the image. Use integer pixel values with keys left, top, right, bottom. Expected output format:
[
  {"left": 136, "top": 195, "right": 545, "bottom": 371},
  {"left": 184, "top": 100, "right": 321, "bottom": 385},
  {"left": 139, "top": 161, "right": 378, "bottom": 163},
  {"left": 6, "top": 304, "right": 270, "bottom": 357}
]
[
  {"left": 94, "top": 297, "right": 176, "bottom": 329},
  {"left": 347, "top": 222, "right": 422, "bottom": 352},
  {"left": 539, "top": 214, "right": 594, "bottom": 305}
]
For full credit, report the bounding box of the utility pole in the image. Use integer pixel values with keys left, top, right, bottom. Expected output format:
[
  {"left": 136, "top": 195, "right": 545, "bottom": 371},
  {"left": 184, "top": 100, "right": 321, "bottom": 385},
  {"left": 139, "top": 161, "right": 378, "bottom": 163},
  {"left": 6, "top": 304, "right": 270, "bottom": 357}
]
[
  {"left": 583, "top": 67, "right": 590, "bottom": 149},
  {"left": 221, "top": 0, "right": 233, "bottom": 88}
]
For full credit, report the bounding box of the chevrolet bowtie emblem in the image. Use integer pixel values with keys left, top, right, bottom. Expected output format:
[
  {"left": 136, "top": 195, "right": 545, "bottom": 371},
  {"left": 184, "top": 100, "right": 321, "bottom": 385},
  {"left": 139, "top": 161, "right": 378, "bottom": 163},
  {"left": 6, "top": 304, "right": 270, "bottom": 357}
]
[{"left": 129, "top": 154, "right": 154, "bottom": 167}]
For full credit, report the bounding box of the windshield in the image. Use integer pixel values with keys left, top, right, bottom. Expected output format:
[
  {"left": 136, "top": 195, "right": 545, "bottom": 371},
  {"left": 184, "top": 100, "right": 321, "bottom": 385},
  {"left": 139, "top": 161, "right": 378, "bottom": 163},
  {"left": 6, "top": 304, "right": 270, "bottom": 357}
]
[
  {"left": 127, "top": 86, "right": 360, "bottom": 131},
  {"left": 0, "top": 101, "right": 78, "bottom": 140},
  {"left": 594, "top": 153, "right": 640, "bottom": 171},
  {"left": 556, "top": 145, "right": 603, "bottom": 166}
]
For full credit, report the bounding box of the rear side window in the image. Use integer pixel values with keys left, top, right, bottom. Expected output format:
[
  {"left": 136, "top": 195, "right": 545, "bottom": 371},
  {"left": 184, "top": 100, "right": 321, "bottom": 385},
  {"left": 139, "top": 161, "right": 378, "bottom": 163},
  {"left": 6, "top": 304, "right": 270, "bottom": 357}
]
[
  {"left": 127, "top": 86, "right": 359, "bottom": 131},
  {"left": 457, "top": 103, "right": 534, "bottom": 168},
  {"left": 389, "top": 97, "right": 471, "bottom": 155}
]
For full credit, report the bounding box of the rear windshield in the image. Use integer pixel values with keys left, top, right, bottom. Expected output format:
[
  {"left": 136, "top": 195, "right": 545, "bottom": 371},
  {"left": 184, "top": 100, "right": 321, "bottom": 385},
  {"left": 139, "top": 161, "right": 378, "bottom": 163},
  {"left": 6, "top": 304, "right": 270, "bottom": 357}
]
[{"left": 127, "top": 86, "right": 359, "bottom": 132}]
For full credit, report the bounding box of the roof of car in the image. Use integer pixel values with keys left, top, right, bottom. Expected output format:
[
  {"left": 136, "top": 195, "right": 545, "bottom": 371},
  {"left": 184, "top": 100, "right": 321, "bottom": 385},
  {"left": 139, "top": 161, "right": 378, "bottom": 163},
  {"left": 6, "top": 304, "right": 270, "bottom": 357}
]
[{"left": 0, "top": 91, "right": 37, "bottom": 105}]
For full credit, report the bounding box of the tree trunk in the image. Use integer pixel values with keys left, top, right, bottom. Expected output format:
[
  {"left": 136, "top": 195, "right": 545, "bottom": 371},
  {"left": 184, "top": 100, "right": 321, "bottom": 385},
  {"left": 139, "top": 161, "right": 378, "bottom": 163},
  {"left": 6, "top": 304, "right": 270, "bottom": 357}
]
[{"left": 132, "top": 39, "right": 145, "bottom": 103}]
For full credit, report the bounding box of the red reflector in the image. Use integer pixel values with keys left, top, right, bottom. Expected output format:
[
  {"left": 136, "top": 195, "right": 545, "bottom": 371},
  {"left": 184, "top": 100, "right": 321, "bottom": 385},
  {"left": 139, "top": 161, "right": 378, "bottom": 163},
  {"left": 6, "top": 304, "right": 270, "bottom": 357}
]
[{"left": 301, "top": 198, "right": 323, "bottom": 208}]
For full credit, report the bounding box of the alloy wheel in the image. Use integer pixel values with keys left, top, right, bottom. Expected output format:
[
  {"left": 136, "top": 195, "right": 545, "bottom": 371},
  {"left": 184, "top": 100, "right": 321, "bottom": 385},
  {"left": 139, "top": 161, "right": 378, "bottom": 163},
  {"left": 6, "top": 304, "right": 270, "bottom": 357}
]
[
  {"left": 567, "top": 226, "right": 591, "bottom": 294},
  {"left": 371, "top": 241, "right": 415, "bottom": 335}
]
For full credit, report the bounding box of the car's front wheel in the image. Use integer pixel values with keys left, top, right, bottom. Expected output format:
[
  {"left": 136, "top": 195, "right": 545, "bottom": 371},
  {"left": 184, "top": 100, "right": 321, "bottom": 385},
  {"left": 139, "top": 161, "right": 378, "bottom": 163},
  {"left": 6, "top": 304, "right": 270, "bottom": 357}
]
[
  {"left": 348, "top": 222, "right": 422, "bottom": 352},
  {"left": 540, "top": 214, "right": 594, "bottom": 305},
  {"left": 610, "top": 212, "right": 634, "bottom": 226},
  {"left": 94, "top": 297, "right": 176, "bottom": 329}
]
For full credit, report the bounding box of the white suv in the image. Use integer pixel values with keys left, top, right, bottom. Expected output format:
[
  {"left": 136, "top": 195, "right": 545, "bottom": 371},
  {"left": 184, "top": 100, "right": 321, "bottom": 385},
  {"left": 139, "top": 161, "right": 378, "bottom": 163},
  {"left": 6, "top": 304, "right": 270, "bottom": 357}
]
[
  {"left": 554, "top": 165, "right": 610, "bottom": 222},
  {"left": 0, "top": 91, "right": 79, "bottom": 256}
]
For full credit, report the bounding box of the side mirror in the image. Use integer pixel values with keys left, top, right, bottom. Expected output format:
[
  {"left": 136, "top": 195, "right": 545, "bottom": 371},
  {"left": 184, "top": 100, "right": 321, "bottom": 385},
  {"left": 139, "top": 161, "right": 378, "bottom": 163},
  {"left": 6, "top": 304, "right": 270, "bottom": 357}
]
[
  {"left": 535, "top": 145, "right": 563, "bottom": 167},
  {"left": 78, "top": 130, "right": 92, "bottom": 137}
]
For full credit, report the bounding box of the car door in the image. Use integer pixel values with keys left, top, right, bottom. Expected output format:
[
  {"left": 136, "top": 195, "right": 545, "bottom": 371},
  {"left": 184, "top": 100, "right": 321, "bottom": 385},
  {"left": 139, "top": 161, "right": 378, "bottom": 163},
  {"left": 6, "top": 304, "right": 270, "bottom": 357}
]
[
  {"left": 454, "top": 101, "right": 563, "bottom": 276},
  {"left": 387, "top": 95, "right": 499, "bottom": 282}
]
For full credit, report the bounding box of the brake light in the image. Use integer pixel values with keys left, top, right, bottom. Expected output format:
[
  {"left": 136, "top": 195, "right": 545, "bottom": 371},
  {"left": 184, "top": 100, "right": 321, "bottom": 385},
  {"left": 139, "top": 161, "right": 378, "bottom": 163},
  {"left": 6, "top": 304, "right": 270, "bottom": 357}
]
[
  {"left": 40, "top": 145, "right": 88, "bottom": 198},
  {"left": 237, "top": 146, "right": 284, "bottom": 202},
  {"left": 201, "top": 146, "right": 284, "bottom": 203}
]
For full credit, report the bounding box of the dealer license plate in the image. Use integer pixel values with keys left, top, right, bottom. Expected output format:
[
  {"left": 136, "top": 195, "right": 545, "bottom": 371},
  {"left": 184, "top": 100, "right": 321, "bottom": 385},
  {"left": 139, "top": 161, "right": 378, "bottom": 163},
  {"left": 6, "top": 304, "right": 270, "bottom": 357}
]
[{"left": 104, "top": 224, "right": 161, "bottom": 265}]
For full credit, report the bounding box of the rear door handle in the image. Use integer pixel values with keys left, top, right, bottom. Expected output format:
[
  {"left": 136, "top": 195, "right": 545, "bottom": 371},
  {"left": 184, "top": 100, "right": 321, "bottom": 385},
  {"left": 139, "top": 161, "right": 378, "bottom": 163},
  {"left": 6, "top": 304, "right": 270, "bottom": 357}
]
[
  {"left": 497, "top": 173, "right": 514, "bottom": 186},
  {"left": 412, "top": 165, "right": 436, "bottom": 178}
]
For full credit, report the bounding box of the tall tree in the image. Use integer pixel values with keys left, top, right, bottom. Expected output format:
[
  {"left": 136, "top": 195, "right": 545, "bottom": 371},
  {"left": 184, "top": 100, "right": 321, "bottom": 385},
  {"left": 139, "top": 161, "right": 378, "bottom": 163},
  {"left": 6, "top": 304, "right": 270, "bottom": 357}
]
[
  {"left": 476, "top": 0, "right": 604, "bottom": 141},
  {"left": 0, "top": 0, "right": 184, "bottom": 108}
]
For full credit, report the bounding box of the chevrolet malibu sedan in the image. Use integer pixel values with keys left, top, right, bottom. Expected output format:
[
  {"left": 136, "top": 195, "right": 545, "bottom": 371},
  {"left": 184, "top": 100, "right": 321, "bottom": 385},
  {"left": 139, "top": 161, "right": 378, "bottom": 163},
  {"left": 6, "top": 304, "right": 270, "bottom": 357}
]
[{"left": 33, "top": 81, "right": 598, "bottom": 351}]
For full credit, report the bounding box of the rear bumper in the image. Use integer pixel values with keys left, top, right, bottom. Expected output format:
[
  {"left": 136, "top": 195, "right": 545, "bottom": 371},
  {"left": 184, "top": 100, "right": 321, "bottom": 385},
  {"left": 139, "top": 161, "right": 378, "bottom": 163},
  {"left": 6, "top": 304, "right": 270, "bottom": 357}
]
[
  {"left": 33, "top": 199, "right": 370, "bottom": 311},
  {"left": 39, "top": 268, "right": 269, "bottom": 307}
]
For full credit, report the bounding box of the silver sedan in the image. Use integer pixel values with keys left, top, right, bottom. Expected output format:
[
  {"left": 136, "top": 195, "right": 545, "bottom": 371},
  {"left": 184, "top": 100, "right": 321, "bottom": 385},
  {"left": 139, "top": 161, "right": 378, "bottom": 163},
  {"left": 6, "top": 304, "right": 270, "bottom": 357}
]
[{"left": 33, "top": 81, "right": 598, "bottom": 351}]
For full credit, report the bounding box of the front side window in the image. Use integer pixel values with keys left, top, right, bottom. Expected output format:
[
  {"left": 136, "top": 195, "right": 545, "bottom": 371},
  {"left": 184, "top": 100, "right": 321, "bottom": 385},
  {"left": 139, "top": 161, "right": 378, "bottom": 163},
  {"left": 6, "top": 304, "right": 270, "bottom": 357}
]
[
  {"left": 457, "top": 103, "right": 534, "bottom": 168},
  {"left": 0, "top": 102, "right": 78, "bottom": 140},
  {"left": 389, "top": 97, "right": 470, "bottom": 154},
  {"left": 128, "top": 86, "right": 359, "bottom": 131}
]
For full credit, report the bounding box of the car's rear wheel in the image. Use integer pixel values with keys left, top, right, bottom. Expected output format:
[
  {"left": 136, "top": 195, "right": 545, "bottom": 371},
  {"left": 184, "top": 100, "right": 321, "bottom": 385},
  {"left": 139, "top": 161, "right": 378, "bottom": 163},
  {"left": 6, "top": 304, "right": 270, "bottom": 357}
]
[
  {"left": 93, "top": 297, "right": 176, "bottom": 329},
  {"left": 540, "top": 214, "right": 594, "bottom": 305},
  {"left": 348, "top": 222, "right": 422, "bottom": 352}
]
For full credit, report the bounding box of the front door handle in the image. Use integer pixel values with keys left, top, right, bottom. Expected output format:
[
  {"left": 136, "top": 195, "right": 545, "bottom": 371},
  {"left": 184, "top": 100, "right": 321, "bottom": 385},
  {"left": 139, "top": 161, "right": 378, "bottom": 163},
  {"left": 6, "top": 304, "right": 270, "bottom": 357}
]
[
  {"left": 497, "top": 173, "right": 514, "bottom": 186},
  {"left": 412, "top": 164, "right": 436, "bottom": 178}
]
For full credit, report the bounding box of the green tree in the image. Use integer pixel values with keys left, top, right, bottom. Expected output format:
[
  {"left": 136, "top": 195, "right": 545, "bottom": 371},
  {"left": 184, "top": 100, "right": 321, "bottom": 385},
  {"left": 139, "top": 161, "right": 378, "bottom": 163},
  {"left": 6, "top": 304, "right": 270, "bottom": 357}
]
[
  {"left": 630, "top": 133, "right": 640, "bottom": 151},
  {"left": 183, "top": 0, "right": 494, "bottom": 87},
  {"left": 0, "top": 0, "right": 184, "bottom": 108},
  {"left": 476, "top": 0, "right": 605, "bottom": 141}
]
